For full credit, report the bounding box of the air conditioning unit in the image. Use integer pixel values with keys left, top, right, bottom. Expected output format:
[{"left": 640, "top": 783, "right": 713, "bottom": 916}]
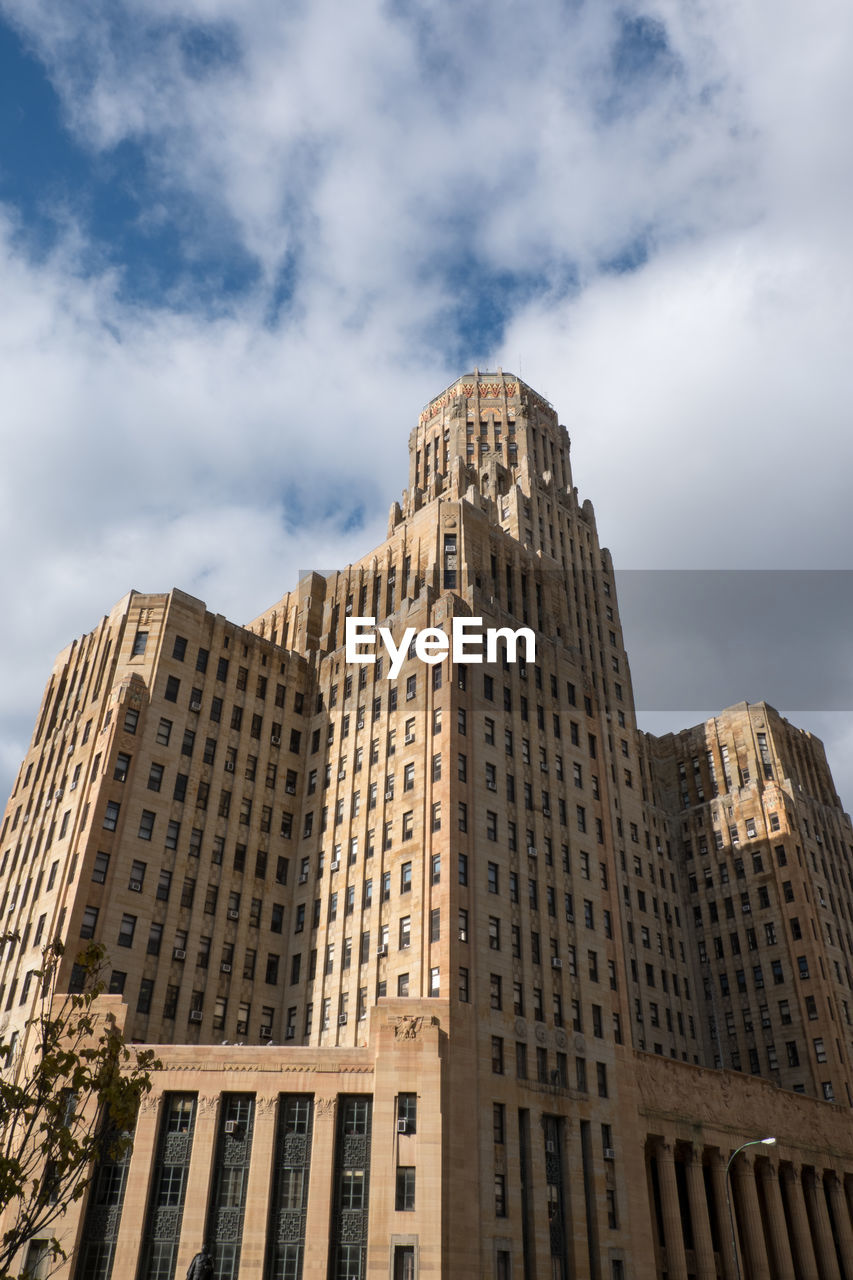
[
  {"left": 298, "top": 872, "right": 308, "bottom": 884},
  {"left": 566, "top": 913, "right": 574, "bottom": 923},
  {"left": 224, "top": 1121, "right": 237, "bottom": 1135},
  {"left": 527, "top": 846, "right": 537, "bottom": 857},
  {"left": 190, "top": 699, "right": 202, "bottom": 711},
  {"left": 405, "top": 733, "right": 415, "bottom": 744},
  {"left": 545, "top": 1140, "right": 555, "bottom": 1154},
  {"left": 540, "top": 762, "right": 548, "bottom": 772},
  {"left": 486, "top": 781, "right": 496, "bottom": 791},
  {"left": 189, "top": 1010, "right": 203, "bottom": 1022},
  {"left": 543, "top": 807, "right": 551, "bottom": 817},
  {"left": 338, "top": 1013, "right": 348, "bottom": 1025},
  {"left": 377, "top": 944, "right": 388, "bottom": 957},
  {"left": 604, "top": 1148, "right": 616, "bottom": 1161},
  {"left": 260, "top": 1025, "right": 272, "bottom": 1037},
  {"left": 227, "top": 909, "right": 240, "bottom": 920},
  {"left": 285, "top": 1026, "right": 295, "bottom": 1040},
  {"left": 271, "top": 735, "right": 281, "bottom": 745},
  {"left": 54, "top": 789, "right": 63, "bottom": 801},
  {"left": 338, "top": 770, "right": 346, "bottom": 780},
  {"left": 458, "top": 929, "right": 468, "bottom": 942},
  {"left": 551, "top": 958, "right": 563, "bottom": 969},
  {"left": 236, "top": 1021, "right": 248, "bottom": 1035},
  {"left": 129, "top": 880, "right": 143, "bottom": 892},
  {"left": 224, "top": 761, "right": 235, "bottom": 772},
  {"left": 397, "top": 1118, "right": 408, "bottom": 1134},
  {"left": 330, "top": 860, "right": 340, "bottom": 871},
  {"left": 385, "top": 790, "right": 394, "bottom": 800},
  {"left": 357, "top": 720, "right": 364, "bottom": 729},
  {"left": 406, "top": 690, "right": 415, "bottom": 700},
  {"left": 220, "top": 963, "right": 232, "bottom": 973},
  {"left": 173, "top": 948, "right": 186, "bottom": 960}
]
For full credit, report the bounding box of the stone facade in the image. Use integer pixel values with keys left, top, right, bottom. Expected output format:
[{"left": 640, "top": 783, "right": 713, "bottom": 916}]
[{"left": 1, "top": 372, "right": 853, "bottom": 1278}]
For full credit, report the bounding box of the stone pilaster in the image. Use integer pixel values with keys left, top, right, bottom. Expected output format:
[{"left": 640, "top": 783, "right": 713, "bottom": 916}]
[
  {"left": 239, "top": 1096, "right": 278, "bottom": 1278},
  {"left": 303, "top": 1095, "right": 338, "bottom": 1277},
  {"left": 110, "top": 1094, "right": 161, "bottom": 1279},
  {"left": 176, "top": 1094, "right": 220, "bottom": 1277}
]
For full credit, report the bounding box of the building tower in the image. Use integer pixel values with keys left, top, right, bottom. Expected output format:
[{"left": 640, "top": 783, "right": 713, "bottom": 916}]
[{"left": 2, "top": 373, "right": 853, "bottom": 1280}]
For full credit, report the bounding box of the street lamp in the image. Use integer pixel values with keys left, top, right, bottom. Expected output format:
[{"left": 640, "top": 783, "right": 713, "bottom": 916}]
[{"left": 725, "top": 1137, "right": 776, "bottom": 1280}]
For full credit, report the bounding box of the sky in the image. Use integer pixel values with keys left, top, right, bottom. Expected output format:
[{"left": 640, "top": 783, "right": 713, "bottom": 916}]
[{"left": 1, "top": 0, "right": 852, "bottom": 804}]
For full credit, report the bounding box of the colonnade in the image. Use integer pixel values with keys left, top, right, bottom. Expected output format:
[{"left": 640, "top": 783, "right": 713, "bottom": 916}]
[{"left": 647, "top": 1137, "right": 853, "bottom": 1280}]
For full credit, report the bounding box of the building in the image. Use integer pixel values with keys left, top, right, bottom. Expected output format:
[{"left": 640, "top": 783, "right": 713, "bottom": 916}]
[{"left": 1, "top": 372, "right": 853, "bottom": 1280}]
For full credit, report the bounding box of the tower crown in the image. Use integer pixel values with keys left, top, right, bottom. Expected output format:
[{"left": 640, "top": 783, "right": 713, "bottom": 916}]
[{"left": 408, "top": 370, "right": 573, "bottom": 510}]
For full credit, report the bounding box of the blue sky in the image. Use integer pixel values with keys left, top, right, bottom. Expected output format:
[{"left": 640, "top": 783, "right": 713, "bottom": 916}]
[{"left": 1, "top": 0, "right": 853, "bottom": 800}]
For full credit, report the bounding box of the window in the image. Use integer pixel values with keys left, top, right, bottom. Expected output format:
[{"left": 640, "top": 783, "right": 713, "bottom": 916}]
[
  {"left": 137, "top": 810, "right": 155, "bottom": 841},
  {"left": 494, "top": 1174, "right": 507, "bottom": 1218},
  {"left": 80, "top": 906, "right": 99, "bottom": 939},
  {"left": 117, "top": 914, "right": 136, "bottom": 948},
  {"left": 398, "top": 1093, "right": 417, "bottom": 1133},
  {"left": 396, "top": 1167, "right": 416, "bottom": 1211}
]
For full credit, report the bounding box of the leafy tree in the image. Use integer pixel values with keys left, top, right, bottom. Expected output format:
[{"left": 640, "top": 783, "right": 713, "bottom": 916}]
[{"left": 0, "top": 937, "right": 158, "bottom": 1279}]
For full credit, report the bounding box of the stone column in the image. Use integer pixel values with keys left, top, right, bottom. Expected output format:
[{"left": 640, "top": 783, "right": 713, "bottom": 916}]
[
  {"left": 781, "top": 1164, "right": 819, "bottom": 1280},
  {"left": 709, "top": 1152, "right": 740, "bottom": 1280},
  {"left": 684, "top": 1148, "right": 716, "bottom": 1280},
  {"left": 240, "top": 1096, "right": 278, "bottom": 1277},
  {"left": 804, "top": 1167, "right": 842, "bottom": 1280},
  {"left": 756, "top": 1161, "right": 795, "bottom": 1280},
  {"left": 731, "top": 1153, "right": 771, "bottom": 1280},
  {"left": 656, "top": 1141, "right": 688, "bottom": 1280},
  {"left": 826, "top": 1172, "right": 853, "bottom": 1280}
]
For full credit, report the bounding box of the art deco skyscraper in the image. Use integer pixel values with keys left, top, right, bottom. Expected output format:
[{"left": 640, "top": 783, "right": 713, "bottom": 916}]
[{"left": 2, "top": 373, "right": 853, "bottom": 1280}]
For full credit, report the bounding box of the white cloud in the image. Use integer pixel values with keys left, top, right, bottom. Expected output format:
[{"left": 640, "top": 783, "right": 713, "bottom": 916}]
[{"left": 1, "top": 0, "right": 853, "bottom": 800}]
